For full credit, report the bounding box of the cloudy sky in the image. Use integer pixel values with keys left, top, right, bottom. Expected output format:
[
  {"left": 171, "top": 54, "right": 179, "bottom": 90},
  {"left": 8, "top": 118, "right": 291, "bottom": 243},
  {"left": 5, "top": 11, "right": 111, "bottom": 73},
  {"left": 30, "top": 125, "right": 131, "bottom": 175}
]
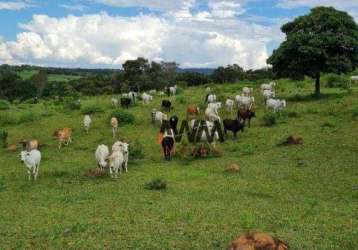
[{"left": 0, "top": 0, "right": 357, "bottom": 69}]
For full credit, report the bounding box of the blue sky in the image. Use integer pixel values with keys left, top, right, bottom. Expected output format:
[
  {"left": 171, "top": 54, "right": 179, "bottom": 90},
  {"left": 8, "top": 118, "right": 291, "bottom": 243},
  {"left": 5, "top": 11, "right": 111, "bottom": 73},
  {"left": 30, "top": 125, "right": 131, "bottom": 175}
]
[{"left": 0, "top": 0, "right": 357, "bottom": 69}]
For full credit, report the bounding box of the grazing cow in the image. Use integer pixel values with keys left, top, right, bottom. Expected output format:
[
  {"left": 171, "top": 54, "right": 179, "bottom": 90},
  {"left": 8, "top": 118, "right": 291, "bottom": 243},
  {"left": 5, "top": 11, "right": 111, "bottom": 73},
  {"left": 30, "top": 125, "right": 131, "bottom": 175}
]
[
  {"left": 120, "top": 97, "right": 131, "bottom": 109},
  {"left": 266, "top": 98, "right": 286, "bottom": 112},
  {"left": 169, "top": 85, "right": 177, "bottom": 96},
  {"left": 20, "top": 149, "right": 41, "bottom": 181},
  {"left": 228, "top": 232, "right": 289, "bottom": 250},
  {"left": 142, "top": 93, "right": 153, "bottom": 105},
  {"left": 83, "top": 115, "right": 91, "bottom": 133},
  {"left": 111, "top": 117, "right": 118, "bottom": 139},
  {"left": 128, "top": 91, "right": 138, "bottom": 103},
  {"left": 236, "top": 95, "right": 255, "bottom": 109},
  {"left": 242, "top": 87, "right": 253, "bottom": 97},
  {"left": 262, "top": 89, "right": 275, "bottom": 102},
  {"left": 159, "top": 122, "right": 175, "bottom": 161},
  {"left": 95, "top": 144, "right": 109, "bottom": 171},
  {"left": 169, "top": 115, "right": 179, "bottom": 134},
  {"left": 205, "top": 102, "right": 221, "bottom": 122},
  {"left": 186, "top": 105, "right": 200, "bottom": 119},
  {"left": 20, "top": 139, "right": 39, "bottom": 151},
  {"left": 159, "top": 91, "right": 165, "bottom": 96},
  {"left": 226, "top": 99, "right": 234, "bottom": 113},
  {"left": 261, "top": 81, "right": 276, "bottom": 92},
  {"left": 223, "top": 118, "right": 244, "bottom": 139},
  {"left": 151, "top": 109, "right": 168, "bottom": 125},
  {"left": 238, "top": 107, "right": 256, "bottom": 128},
  {"left": 108, "top": 150, "right": 125, "bottom": 178},
  {"left": 112, "top": 141, "right": 129, "bottom": 172},
  {"left": 206, "top": 94, "right": 217, "bottom": 103},
  {"left": 111, "top": 97, "right": 119, "bottom": 107},
  {"left": 161, "top": 100, "right": 172, "bottom": 112},
  {"left": 149, "top": 89, "right": 157, "bottom": 94},
  {"left": 53, "top": 128, "right": 72, "bottom": 149}
]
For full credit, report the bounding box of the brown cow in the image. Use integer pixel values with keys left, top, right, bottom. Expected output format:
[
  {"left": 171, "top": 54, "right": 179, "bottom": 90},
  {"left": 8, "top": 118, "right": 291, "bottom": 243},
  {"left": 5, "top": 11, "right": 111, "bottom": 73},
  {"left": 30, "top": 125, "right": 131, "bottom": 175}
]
[
  {"left": 228, "top": 232, "right": 289, "bottom": 250},
  {"left": 53, "top": 128, "right": 72, "bottom": 149},
  {"left": 186, "top": 105, "right": 200, "bottom": 120},
  {"left": 238, "top": 103, "right": 256, "bottom": 128}
]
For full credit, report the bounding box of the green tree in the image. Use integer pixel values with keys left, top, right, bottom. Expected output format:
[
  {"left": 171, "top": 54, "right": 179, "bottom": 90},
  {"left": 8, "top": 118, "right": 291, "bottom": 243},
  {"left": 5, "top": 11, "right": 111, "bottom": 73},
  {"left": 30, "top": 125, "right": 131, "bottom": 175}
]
[
  {"left": 211, "top": 64, "right": 245, "bottom": 83},
  {"left": 267, "top": 7, "right": 358, "bottom": 95},
  {"left": 31, "top": 70, "right": 48, "bottom": 97}
]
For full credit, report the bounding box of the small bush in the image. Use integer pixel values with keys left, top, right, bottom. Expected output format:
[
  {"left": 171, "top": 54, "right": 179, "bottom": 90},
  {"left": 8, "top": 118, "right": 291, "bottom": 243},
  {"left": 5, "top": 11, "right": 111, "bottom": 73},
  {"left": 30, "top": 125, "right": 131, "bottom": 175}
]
[
  {"left": 0, "top": 100, "right": 10, "bottom": 110},
  {"left": 324, "top": 73, "right": 350, "bottom": 89},
  {"left": 81, "top": 104, "right": 103, "bottom": 115},
  {"left": 262, "top": 113, "right": 277, "bottom": 126},
  {"left": 176, "top": 95, "right": 185, "bottom": 104},
  {"left": 0, "top": 131, "right": 8, "bottom": 148},
  {"left": 18, "top": 111, "right": 36, "bottom": 123},
  {"left": 129, "top": 140, "right": 145, "bottom": 160},
  {"left": 110, "top": 110, "right": 135, "bottom": 125},
  {"left": 145, "top": 178, "right": 167, "bottom": 190}
]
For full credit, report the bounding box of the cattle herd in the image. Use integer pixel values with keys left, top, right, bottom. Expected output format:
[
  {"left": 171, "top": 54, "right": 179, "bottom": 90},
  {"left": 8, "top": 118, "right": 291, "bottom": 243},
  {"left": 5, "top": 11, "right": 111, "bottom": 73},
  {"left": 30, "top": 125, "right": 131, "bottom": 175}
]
[{"left": 18, "top": 82, "right": 287, "bottom": 181}]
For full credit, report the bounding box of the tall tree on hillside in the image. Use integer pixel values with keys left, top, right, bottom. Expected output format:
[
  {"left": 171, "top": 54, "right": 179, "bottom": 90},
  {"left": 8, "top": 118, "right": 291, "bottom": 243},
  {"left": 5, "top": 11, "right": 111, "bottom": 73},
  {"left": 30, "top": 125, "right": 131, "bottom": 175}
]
[
  {"left": 211, "top": 64, "right": 245, "bottom": 83},
  {"left": 267, "top": 7, "right": 358, "bottom": 95},
  {"left": 31, "top": 70, "right": 48, "bottom": 97}
]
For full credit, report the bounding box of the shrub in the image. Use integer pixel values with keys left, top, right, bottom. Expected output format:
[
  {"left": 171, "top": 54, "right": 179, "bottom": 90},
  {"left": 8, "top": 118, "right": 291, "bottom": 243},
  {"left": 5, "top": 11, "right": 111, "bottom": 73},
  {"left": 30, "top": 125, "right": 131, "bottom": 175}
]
[
  {"left": 145, "top": 178, "right": 167, "bottom": 190},
  {"left": 0, "top": 131, "right": 8, "bottom": 148},
  {"left": 0, "top": 100, "right": 10, "bottom": 110},
  {"left": 262, "top": 113, "right": 277, "bottom": 126},
  {"left": 110, "top": 110, "right": 135, "bottom": 125},
  {"left": 81, "top": 104, "right": 103, "bottom": 115},
  {"left": 324, "top": 73, "right": 350, "bottom": 89},
  {"left": 283, "top": 110, "right": 299, "bottom": 118},
  {"left": 129, "top": 140, "right": 145, "bottom": 160}
]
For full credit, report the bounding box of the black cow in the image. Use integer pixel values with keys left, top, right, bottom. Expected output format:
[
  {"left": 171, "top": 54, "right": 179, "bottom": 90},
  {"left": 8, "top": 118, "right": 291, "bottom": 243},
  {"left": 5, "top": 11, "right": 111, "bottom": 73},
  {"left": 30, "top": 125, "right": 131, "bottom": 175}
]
[
  {"left": 223, "top": 119, "right": 245, "bottom": 139},
  {"left": 169, "top": 115, "right": 178, "bottom": 134},
  {"left": 160, "top": 120, "right": 175, "bottom": 161},
  {"left": 161, "top": 100, "right": 172, "bottom": 112},
  {"left": 120, "top": 97, "right": 131, "bottom": 109}
]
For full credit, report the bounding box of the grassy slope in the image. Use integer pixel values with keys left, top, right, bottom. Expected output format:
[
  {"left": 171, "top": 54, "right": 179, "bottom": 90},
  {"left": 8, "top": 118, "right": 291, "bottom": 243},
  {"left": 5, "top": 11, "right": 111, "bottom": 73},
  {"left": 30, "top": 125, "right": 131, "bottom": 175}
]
[{"left": 0, "top": 80, "right": 357, "bottom": 249}]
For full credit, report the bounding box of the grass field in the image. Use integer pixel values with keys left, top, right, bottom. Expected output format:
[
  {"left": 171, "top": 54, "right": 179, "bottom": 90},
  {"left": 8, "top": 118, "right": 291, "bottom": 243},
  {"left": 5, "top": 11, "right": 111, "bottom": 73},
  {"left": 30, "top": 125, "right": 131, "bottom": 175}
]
[
  {"left": 0, "top": 80, "right": 357, "bottom": 249},
  {"left": 17, "top": 70, "right": 82, "bottom": 82}
]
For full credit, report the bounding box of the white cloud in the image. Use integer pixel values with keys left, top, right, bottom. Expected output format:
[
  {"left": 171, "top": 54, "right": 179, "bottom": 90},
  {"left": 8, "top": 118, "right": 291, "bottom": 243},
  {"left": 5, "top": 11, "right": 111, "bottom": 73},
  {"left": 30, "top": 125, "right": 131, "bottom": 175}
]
[
  {"left": 0, "top": 0, "right": 284, "bottom": 69},
  {"left": 92, "top": 0, "right": 186, "bottom": 12},
  {"left": 60, "top": 4, "right": 88, "bottom": 12},
  {"left": 0, "top": 1, "right": 32, "bottom": 10}
]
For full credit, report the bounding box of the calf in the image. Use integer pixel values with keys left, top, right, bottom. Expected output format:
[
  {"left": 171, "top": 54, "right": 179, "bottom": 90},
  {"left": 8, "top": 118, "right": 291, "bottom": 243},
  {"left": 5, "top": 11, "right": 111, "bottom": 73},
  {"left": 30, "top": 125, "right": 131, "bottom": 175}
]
[
  {"left": 223, "top": 119, "right": 244, "bottom": 139},
  {"left": 112, "top": 141, "right": 129, "bottom": 172},
  {"left": 83, "top": 115, "right": 91, "bottom": 133},
  {"left": 111, "top": 117, "right": 118, "bottom": 139},
  {"left": 161, "top": 100, "right": 172, "bottom": 112},
  {"left": 142, "top": 93, "right": 153, "bottom": 105},
  {"left": 53, "top": 128, "right": 72, "bottom": 149},
  {"left": 228, "top": 232, "right": 289, "bottom": 250},
  {"left": 95, "top": 144, "right": 109, "bottom": 171},
  {"left": 121, "top": 97, "right": 131, "bottom": 109},
  {"left": 111, "top": 97, "right": 119, "bottom": 107},
  {"left": 151, "top": 109, "right": 168, "bottom": 125},
  {"left": 186, "top": 105, "right": 200, "bottom": 119},
  {"left": 226, "top": 99, "right": 234, "bottom": 113},
  {"left": 108, "top": 150, "right": 125, "bottom": 178},
  {"left": 20, "top": 149, "right": 41, "bottom": 181},
  {"left": 238, "top": 107, "right": 256, "bottom": 128}
]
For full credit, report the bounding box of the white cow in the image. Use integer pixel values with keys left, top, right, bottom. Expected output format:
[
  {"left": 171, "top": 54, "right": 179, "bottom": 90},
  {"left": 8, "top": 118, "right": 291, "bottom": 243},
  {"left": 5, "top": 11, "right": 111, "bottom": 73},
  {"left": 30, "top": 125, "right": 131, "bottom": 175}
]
[
  {"left": 205, "top": 103, "right": 221, "bottom": 122},
  {"left": 242, "top": 87, "right": 253, "bottom": 97},
  {"left": 151, "top": 109, "right": 168, "bottom": 125},
  {"left": 207, "top": 94, "right": 217, "bottom": 103},
  {"left": 108, "top": 150, "right": 125, "bottom": 179},
  {"left": 266, "top": 98, "right": 286, "bottom": 112},
  {"left": 235, "top": 95, "right": 255, "bottom": 108},
  {"left": 262, "top": 90, "right": 276, "bottom": 101},
  {"left": 226, "top": 99, "right": 234, "bottom": 113},
  {"left": 142, "top": 93, "right": 153, "bottom": 105},
  {"left": 159, "top": 91, "right": 165, "bottom": 96},
  {"left": 206, "top": 87, "right": 211, "bottom": 92},
  {"left": 111, "top": 117, "right": 118, "bottom": 139},
  {"left": 169, "top": 85, "right": 177, "bottom": 96},
  {"left": 83, "top": 115, "right": 91, "bottom": 133},
  {"left": 149, "top": 89, "right": 157, "bottom": 94},
  {"left": 112, "top": 141, "right": 129, "bottom": 172},
  {"left": 20, "top": 149, "right": 41, "bottom": 181},
  {"left": 261, "top": 81, "right": 276, "bottom": 92},
  {"left": 95, "top": 144, "right": 109, "bottom": 170},
  {"left": 111, "top": 97, "right": 119, "bottom": 107}
]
